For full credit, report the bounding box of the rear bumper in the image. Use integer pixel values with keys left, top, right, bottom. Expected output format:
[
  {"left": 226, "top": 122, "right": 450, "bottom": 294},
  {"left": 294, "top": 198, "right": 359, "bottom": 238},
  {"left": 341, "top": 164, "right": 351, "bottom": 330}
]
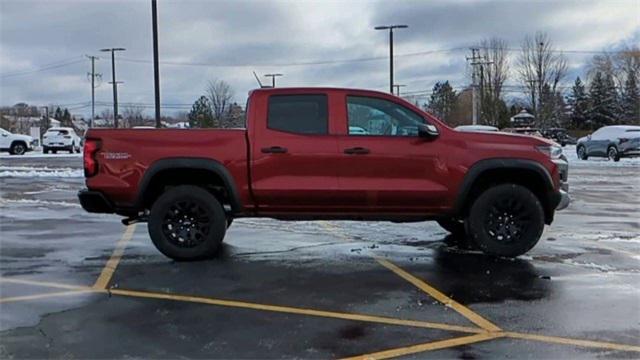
[{"left": 78, "top": 189, "right": 115, "bottom": 213}]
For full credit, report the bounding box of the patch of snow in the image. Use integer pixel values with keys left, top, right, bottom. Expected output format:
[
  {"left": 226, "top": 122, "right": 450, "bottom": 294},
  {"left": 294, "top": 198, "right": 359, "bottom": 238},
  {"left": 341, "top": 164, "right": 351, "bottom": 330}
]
[
  {"left": 0, "top": 168, "right": 83, "bottom": 178},
  {"left": 562, "top": 259, "right": 617, "bottom": 272},
  {"left": 0, "top": 151, "right": 81, "bottom": 159},
  {"left": 0, "top": 198, "right": 80, "bottom": 207}
]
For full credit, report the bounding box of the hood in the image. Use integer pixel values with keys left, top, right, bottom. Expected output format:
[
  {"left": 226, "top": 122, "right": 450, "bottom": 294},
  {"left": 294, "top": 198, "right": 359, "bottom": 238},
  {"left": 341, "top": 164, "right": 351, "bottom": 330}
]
[
  {"left": 456, "top": 130, "right": 557, "bottom": 146},
  {"left": 14, "top": 134, "right": 34, "bottom": 142}
]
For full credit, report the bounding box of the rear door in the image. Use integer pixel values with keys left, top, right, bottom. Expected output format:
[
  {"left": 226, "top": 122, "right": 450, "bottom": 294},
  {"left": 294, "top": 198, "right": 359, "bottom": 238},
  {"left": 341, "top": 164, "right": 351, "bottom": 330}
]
[
  {"left": 334, "top": 94, "right": 448, "bottom": 213},
  {"left": 250, "top": 92, "right": 340, "bottom": 212}
]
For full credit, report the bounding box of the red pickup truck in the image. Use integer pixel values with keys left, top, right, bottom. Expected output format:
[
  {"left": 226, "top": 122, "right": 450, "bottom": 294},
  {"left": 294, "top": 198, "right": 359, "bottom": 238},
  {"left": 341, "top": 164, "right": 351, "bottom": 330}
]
[{"left": 79, "top": 87, "right": 569, "bottom": 260}]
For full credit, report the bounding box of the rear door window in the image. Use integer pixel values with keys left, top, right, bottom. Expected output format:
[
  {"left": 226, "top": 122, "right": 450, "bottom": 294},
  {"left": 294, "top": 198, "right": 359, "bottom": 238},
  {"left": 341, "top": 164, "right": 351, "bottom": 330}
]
[{"left": 267, "top": 95, "right": 328, "bottom": 135}]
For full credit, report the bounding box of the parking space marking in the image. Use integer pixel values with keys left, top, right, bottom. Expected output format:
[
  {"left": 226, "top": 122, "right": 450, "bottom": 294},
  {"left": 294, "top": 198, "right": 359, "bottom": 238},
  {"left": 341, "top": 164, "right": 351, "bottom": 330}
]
[
  {"left": 0, "top": 277, "right": 89, "bottom": 290},
  {"left": 93, "top": 224, "right": 137, "bottom": 290},
  {"left": 341, "top": 332, "right": 502, "bottom": 360},
  {"left": 107, "top": 287, "right": 484, "bottom": 334},
  {"left": 504, "top": 331, "right": 640, "bottom": 353},
  {"left": 375, "top": 257, "right": 501, "bottom": 332},
  {"left": 0, "top": 290, "right": 95, "bottom": 303}
]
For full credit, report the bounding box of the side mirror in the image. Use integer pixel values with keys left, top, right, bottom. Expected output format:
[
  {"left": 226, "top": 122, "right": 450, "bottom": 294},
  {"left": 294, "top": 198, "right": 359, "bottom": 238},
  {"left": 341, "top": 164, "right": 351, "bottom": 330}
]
[
  {"left": 418, "top": 123, "right": 439, "bottom": 139},
  {"left": 1, "top": 133, "right": 7, "bottom": 137}
]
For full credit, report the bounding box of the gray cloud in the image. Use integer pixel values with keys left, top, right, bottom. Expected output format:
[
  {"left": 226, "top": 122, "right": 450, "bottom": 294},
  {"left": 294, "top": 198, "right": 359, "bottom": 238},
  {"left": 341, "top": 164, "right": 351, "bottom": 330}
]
[{"left": 1, "top": 0, "right": 638, "bottom": 117}]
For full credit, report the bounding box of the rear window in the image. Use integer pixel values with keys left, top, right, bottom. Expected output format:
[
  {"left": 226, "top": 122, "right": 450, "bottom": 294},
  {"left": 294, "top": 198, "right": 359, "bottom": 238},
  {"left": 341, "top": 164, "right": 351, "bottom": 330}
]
[
  {"left": 267, "top": 95, "right": 328, "bottom": 135},
  {"left": 47, "top": 130, "right": 69, "bottom": 135}
]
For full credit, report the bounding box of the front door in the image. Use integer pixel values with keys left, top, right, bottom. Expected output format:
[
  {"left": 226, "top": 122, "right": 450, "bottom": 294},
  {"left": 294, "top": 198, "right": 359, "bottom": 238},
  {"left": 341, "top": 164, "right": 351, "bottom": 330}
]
[
  {"left": 335, "top": 95, "right": 448, "bottom": 213},
  {"left": 250, "top": 93, "right": 340, "bottom": 212}
]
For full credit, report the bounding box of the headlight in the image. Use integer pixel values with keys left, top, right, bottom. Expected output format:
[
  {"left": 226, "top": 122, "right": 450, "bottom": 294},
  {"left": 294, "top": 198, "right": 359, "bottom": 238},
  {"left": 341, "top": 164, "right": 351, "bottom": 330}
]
[{"left": 536, "top": 145, "right": 563, "bottom": 159}]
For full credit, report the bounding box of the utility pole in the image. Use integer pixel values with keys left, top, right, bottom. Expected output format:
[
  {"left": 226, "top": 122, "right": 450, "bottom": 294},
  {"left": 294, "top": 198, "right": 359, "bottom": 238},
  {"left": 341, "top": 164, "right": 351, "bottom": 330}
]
[
  {"left": 100, "top": 47, "right": 126, "bottom": 128},
  {"left": 264, "top": 73, "right": 283, "bottom": 87},
  {"left": 467, "top": 48, "right": 481, "bottom": 125},
  {"left": 392, "top": 84, "right": 406, "bottom": 96},
  {"left": 374, "top": 25, "right": 408, "bottom": 94},
  {"left": 86, "top": 55, "right": 101, "bottom": 128},
  {"left": 151, "top": 0, "right": 161, "bottom": 128}
]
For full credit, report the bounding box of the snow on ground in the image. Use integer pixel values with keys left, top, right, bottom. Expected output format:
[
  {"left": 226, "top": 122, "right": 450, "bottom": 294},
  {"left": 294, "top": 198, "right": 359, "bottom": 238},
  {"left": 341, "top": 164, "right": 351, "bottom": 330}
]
[
  {"left": 0, "top": 165, "right": 82, "bottom": 178},
  {"left": 0, "top": 150, "right": 81, "bottom": 159}
]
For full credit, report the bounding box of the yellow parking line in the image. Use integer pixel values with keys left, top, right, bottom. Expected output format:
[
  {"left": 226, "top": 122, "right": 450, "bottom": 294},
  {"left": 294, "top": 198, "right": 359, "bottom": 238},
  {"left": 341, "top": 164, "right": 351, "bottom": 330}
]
[
  {"left": 93, "top": 224, "right": 137, "bottom": 289},
  {"left": 0, "top": 277, "right": 89, "bottom": 290},
  {"left": 375, "top": 257, "right": 501, "bottom": 332},
  {"left": 505, "top": 331, "right": 640, "bottom": 353},
  {"left": 108, "top": 288, "right": 483, "bottom": 334},
  {"left": 0, "top": 289, "right": 95, "bottom": 303},
  {"left": 340, "top": 332, "right": 502, "bottom": 360}
]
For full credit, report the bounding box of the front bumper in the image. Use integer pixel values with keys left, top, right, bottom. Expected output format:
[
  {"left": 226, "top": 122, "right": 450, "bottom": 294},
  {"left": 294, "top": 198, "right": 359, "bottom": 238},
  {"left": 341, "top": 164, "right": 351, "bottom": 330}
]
[
  {"left": 556, "top": 188, "right": 570, "bottom": 210},
  {"left": 554, "top": 156, "right": 570, "bottom": 210},
  {"left": 78, "top": 189, "right": 115, "bottom": 213}
]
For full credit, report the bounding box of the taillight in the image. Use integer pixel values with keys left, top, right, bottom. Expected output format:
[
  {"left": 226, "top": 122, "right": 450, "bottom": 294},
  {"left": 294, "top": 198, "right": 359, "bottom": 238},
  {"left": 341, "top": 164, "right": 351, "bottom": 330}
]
[{"left": 84, "top": 139, "right": 101, "bottom": 177}]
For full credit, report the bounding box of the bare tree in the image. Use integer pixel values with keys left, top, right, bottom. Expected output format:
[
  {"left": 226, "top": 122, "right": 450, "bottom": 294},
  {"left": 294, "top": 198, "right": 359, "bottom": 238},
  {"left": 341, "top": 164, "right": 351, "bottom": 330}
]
[
  {"left": 518, "top": 32, "right": 568, "bottom": 127},
  {"left": 122, "top": 104, "right": 146, "bottom": 128},
  {"left": 206, "top": 79, "right": 235, "bottom": 127},
  {"left": 588, "top": 45, "right": 640, "bottom": 89},
  {"left": 478, "top": 37, "right": 510, "bottom": 126},
  {"left": 99, "top": 109, "right": 114, "bottom": 127}
]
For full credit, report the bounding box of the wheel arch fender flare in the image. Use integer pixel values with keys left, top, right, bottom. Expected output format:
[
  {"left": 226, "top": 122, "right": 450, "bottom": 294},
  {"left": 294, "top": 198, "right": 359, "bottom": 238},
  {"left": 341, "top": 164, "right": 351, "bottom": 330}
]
[
  {"left": 136, "top": 157, "right": 242, "bottom": 212},
  {"left": 453, "top": 158, "right": 554, "bottom": 215}
]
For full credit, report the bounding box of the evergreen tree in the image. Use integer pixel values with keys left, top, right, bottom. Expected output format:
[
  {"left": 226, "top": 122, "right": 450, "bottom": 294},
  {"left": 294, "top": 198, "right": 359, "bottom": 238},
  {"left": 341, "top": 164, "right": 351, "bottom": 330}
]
[
  {"left": 566, "top": 77, "right": 589, "bottom": 129},
  {"left": 620, "top": 70, "right": 640, "bottom": 124},
  {"left": 427, "top": 81, "right": 457, "bottom": 123},
  {"left": 188, "top": 96, "right": 215, "bottom": 128},
  {"left": 587, "top": 72, "right": 618, "bottom": 128},
  {"left": 62, "top": 108, "right": 72, "bottom": 127},
  {"left": 54, "top": 107, "right": 63, "bottom": 121}
]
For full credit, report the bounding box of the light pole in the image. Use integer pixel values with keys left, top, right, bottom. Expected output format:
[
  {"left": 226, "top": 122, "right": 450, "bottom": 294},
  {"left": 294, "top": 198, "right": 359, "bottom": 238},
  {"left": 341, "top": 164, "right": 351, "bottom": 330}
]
[
  {"left": 100, "top": 47, "right": 126, "bottom": 128},
  {"left": 374, "top": 25, "right": 408, "bottom": 94},
  {"left": 151, "top": 0, "right": 161, "bottom": 128},
  {"left": 264, "top": 73, "right": 283, "bottom": 88}
]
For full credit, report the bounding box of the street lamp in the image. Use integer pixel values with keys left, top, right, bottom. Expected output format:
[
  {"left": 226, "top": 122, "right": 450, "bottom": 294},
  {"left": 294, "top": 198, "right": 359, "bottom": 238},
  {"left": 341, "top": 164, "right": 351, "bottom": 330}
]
[
  {"left": 374, "top": 25, "right": 408, "bottom": 94},
  {"left": 264, "top": 73, "right": 283, "bottom": 88},
  {"left": 100, "top": 47, "right": 126, "bottom": 128}
]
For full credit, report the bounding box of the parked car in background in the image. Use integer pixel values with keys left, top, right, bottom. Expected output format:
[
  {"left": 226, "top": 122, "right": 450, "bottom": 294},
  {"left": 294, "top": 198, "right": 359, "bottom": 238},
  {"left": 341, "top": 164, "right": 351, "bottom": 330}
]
[
  {"left": 0, "top": 127, "right": 35, "bottom": 155},
  {"left": 541, "top": 128, "right": 576, "bottom": 146},
  {"left": 577, "top": 125, "right": 640, "bottom": 161},
  {"left": 502, "top": 127, "right": 544, "bottom": 138},
  {"left": 455, "top": 125, "right": 499, "bottom": 132},
  {"left": 43, "top": 127, "right": 82, "bottom": 154}
]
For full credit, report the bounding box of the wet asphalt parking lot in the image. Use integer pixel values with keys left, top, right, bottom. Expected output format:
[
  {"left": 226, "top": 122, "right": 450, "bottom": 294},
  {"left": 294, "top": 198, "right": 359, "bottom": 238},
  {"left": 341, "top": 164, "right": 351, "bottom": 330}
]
[{"left": 0, "top": 147, "right": 639, "bottom": 359}]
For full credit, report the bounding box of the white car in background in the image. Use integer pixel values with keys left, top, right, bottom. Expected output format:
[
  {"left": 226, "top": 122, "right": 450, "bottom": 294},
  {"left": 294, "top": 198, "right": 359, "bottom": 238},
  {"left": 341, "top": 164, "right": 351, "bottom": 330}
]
[
  {"left": 455, "top": 125, "right": 500, "bottom": 132},
  {"left": 43, "top": 127, "right": 82, "bottom": 154},
  {"left": 0, "top": 128, "right": 35, "bottom": 155}
]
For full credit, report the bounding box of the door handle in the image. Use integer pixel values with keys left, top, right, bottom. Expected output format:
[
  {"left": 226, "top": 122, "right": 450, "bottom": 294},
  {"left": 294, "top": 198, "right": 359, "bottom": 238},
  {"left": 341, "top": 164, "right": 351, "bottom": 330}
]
[
  {"left": 261, "top": 146, "right": 288, "bottom": 154},
  {"left": 344, "top": 147, "right": 370, "bottom": 155}
]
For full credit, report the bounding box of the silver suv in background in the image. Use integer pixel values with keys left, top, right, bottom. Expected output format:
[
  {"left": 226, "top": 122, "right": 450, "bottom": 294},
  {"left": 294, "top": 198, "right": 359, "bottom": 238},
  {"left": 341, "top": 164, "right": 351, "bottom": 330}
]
[{"left": 577, "top": 125, "right": 640, "bottom": 161}]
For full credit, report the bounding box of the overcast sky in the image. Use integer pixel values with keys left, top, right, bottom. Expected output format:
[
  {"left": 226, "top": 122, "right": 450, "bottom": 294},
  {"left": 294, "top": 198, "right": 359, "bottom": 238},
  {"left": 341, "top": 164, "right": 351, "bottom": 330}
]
[{"left": 1, "top": 0, "right": 638, "bottom": 117}]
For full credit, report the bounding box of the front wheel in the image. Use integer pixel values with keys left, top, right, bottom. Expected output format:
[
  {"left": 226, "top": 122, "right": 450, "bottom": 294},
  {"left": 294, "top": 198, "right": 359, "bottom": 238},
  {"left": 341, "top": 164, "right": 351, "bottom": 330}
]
[
  {"left": 148, "top": 185, "right": 227, "bottom": 261},
  {"left": 608, "top": 146, "right": 620, "bottom": 162},
  {"left": 9, "top": 142, "right": 26, "bottom": 155},
  {"left": 577, "top": 145, "right": 588, "bottom": 160},
  {"left": 467, "top": 184, "right": 544, "bottom": 257}
]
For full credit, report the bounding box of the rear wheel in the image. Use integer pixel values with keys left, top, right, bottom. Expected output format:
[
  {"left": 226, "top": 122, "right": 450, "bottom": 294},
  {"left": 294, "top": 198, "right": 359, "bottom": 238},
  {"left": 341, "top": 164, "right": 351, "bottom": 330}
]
[
  {"left": 68, "top": 143, "right": 75, "bottom": 154},
  {"left": 577, "top": 145, "right": 588, "bottom": 160},
  {"left": 607, "top": 146, "right": 620, "bottom": 162},
  {"left": 43, "top": 146, "right": 49, "bottom": 154},
  {"left": 148, "top": 185, "right": 227, "bottom": 261},
  {"left": 467, "top": 184, "right": 544, "bottom": 257}
]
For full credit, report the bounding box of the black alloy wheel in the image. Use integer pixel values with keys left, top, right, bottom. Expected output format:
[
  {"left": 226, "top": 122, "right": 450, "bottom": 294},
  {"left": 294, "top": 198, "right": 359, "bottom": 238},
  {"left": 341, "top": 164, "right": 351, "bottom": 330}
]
[{"left": 162, "top": 200, "right": 212, "bottom": 248}]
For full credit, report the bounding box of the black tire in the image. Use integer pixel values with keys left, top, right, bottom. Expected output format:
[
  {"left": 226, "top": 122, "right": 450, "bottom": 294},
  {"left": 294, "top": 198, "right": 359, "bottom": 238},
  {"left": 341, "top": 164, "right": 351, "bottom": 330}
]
[
  {"left": 52, "top": 150, "right": 57, "bottom": 154},
  {"left": 467, "top": 184, "right": 544, "bottom": 257},
  {"left": 75, "top": 145, "right": 81, "bottom": 153},
  {"left": 148, "top": 185, "right": 226, "bottom": 261},
  {"left": 577, "top": 145, "right": 588, "bottom": 160},
  {"left": 9, "top": 142, "right": 26, "bottom": 155},
  {"left": 607, "top": 146, "right": 620, "bottom": 162},
  {"left": 226, "top": 217, "right": 233, "bottom": 228},
  {"left": 43, "top": 146, "right": 49, "bottom": 154},
  {"left": 68, "top": 143, "right": 75, "bottom": 154},
  {"left": 437, "top": 219, "right": 465, "bottom": 235}
]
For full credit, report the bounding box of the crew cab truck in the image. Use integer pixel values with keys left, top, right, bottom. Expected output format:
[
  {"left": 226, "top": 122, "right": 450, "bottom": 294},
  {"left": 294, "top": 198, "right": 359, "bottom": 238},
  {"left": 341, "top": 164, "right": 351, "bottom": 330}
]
[{"left": 79, "top": 87, "right": 569, "bottom": 260}]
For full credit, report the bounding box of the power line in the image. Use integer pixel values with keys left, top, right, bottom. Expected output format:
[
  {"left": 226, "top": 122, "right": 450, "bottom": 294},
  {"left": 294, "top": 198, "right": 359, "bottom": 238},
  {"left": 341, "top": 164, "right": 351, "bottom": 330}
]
[{"left": 0, "top": 58, "right": 84, "bottom": 78}]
